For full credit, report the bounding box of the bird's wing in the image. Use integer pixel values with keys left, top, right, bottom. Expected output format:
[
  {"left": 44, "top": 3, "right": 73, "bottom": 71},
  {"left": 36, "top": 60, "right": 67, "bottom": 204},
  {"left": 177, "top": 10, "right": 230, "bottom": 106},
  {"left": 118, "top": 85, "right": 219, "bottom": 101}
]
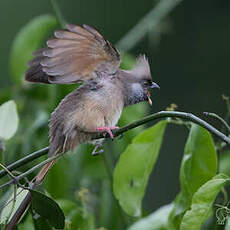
[{"left": 25, "top": 24, "right": 120, "bottom": 84}]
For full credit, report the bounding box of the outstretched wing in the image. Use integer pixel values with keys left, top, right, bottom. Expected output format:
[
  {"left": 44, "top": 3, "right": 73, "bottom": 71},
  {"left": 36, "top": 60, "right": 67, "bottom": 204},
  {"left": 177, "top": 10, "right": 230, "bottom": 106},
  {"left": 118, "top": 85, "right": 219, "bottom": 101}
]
[{"left": 25, "top": 24, "right": 120, "bottom": 84}]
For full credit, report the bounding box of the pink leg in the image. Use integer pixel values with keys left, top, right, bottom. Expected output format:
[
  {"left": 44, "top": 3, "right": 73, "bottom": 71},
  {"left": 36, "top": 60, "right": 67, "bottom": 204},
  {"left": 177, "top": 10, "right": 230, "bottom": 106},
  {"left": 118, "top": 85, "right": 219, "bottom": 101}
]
[{"left": 95, "top": 126, "right": 119, "bottom": 139}]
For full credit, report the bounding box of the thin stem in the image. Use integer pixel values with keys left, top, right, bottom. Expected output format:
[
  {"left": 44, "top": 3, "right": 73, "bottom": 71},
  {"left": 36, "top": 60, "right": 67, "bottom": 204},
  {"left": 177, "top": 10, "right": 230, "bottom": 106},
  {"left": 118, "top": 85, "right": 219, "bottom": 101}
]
[
  {"left": 221, "top": 187, "right": 228, "bottom": 205},
  {"left": 5, "top": 184, "right": 17, "bottom": 225},
  {"left": 0, "top": 147, "right": 49, "bottom": 179},
  {"left": 112, "top": 111, "right": 230, "bottom": 145},
  {"left": 1, "top": 152, "right": 63, "bottom": 188},
  {"left": 50, "top": 0, "right": 66, "bottom": 28},
  {"left": 5, "top": 192, "right": 31, "bottom": 230},
  {"left": 204, "top": 112, "right": 230, "bottom": 134},
  {"left": 223, "top": 95, "right": 230, "bottom": 123},
  {"left": 3, "top": 110, "right": 230, "bottom": 229},
  {"left": 0, "top": 180, "right": 13, "bottom": 189},
  {"left": 1, "top": 111, "right": 230, "bottom": 180},
  {"left": 116, "top": 0, "right": 183, "bottom": 51},
  {"left": 0, "top": 163, "right": 17, "bottom": 181},
  {"left": 0, "top": 163, "right": 18, "bottom": 227}
]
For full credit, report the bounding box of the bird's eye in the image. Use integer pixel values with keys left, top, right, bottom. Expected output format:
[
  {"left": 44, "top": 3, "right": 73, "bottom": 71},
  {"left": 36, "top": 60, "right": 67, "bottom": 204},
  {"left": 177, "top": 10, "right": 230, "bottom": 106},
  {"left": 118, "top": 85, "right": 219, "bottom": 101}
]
[
  {"left": 143, "top": 80, "right": 151, "bottom": 86},
  {"left": 144, "top": 81, "right": 148, "bottom": 86}
]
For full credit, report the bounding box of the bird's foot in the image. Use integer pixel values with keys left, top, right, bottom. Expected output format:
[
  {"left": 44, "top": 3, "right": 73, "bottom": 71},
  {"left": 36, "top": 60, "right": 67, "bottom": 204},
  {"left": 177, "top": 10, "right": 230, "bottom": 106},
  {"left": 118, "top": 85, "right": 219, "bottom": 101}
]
[
  {"left": 95, "top": 126, "right": 119, "bottom": 139},
  {"left": 92, "top": 148, "right": 104, "bottom": 156},
  {"left": 92, "top": 140, "right": 104, "bottom": 156}
]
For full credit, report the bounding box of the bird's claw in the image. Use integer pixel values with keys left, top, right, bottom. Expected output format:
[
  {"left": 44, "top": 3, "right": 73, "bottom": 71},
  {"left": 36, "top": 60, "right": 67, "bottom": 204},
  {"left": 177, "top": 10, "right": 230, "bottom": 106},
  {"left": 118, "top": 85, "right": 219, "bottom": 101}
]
[
  {"left": 92, "top": 140, "right": 104, "bottom": 156},
  {"left": 92, "top": 149, "right": 104, "bottom": 156},
  {"left": 95, "top": 126, "right": 119, "bottom": 139}
]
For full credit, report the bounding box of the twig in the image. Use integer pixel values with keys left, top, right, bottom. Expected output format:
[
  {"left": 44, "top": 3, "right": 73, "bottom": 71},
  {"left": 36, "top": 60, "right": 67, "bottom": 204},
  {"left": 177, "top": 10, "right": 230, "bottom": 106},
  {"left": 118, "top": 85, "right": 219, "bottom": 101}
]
[
  {"left": 0, "top": 180, "right": 14, "bottom": 189},
  {"left": 0, "top": 163, "right": 17, "bottom": 227},
  {"left": 5, "top": 192, "right": 31, "bottom": 230},
  {"left": 116, "top": 0, "right": 183, "bottom": 51},
  {"left": 112, "top": 111, "right": 230, "bottom": 145},
  {"left": 0, "top": 147, "right": 49, "bottom": 179},
  {"left": 223, "top": 95, "right": 230, "bottom": 123},
  {"left": 4, "top": 184, "right": 17, "bottom": 226},
  {"left": 1, "top": 152, "right": 64, "bottom": 188},
  {"left": 1, "top": 111, "right": 230, "bottom": 181},
  {"left": 204, "top": 112, "right": 230, "bottom": 134},
  {"left": 0, "top": 163, "right": 17, "bottom": 182},
  {"left": 50, "top": 0, "right": 66, "bottom": 28},
  {"left": 3, "top": 110, "right": 230, "bottom": 229}
]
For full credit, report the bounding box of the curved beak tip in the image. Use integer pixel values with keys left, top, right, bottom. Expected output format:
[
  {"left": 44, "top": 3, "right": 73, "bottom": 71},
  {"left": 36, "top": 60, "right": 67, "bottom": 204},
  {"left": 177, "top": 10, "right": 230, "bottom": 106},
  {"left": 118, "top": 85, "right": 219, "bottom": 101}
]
[{"left": 151, "top": 82, "right": 160, "bottom": 89}]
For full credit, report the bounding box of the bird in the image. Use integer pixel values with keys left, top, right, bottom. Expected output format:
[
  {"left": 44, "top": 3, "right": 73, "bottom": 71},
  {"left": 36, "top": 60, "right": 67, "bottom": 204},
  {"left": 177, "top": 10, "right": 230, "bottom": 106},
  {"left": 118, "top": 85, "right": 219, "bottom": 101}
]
[
  {"left": 24, "top": 23, "right": 160, "bottom": 185},
  {"left": 5, "top": 24, "right": 159, "bottom": 229}
]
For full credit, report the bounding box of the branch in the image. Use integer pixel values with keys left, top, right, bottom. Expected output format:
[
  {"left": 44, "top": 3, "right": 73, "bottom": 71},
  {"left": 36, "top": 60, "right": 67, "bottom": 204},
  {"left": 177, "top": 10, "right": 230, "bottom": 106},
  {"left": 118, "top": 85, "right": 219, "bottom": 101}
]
[
  {"left": 1, "top": 111, "right": 230, "bottom": 181},
  {"left": 0, "top": 147, "right": 49, "bottom": 179},
  {"left": 116, "top": 0, "right": 183, "bottom": 51},
  {"left": 2, "top": 110, "right": 230, "bottom": 229},
  {"left": 204, "top": 112, "right": 230, "bottom": 134},
  {"left": 112, "top": 111, "right": 230, "bottom": 144},
  {"left": 1, "top": 152, "right": 64, "bottom": 188}
]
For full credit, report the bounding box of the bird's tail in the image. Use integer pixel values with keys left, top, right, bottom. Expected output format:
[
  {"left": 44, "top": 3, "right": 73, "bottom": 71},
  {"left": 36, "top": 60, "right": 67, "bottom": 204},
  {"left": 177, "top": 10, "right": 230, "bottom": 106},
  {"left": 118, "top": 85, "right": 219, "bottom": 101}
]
[{"left": 34, "top": 160, "right": 55, "bottom": 186}]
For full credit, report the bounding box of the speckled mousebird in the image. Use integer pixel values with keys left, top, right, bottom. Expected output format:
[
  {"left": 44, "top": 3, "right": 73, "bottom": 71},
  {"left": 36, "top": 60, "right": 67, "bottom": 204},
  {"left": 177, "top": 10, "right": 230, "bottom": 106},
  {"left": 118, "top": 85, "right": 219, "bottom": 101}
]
[{"left": 25, "top": 24, "right": 160, "bottom": 184}]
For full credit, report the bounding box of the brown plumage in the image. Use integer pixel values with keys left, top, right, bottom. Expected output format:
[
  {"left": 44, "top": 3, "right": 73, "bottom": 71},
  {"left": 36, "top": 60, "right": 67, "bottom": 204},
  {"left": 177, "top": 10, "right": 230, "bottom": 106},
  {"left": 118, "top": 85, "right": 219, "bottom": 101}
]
[
  {"left": 6, "top": 24, "right": 160, "bottom": 228},
  {"left": 25, "top": 24, "right": 160, "bottom": 185},
  {"left": 25, "top": 24, "right": 120, "bottom": 84},
  {"left": 7, "top": 25, "right": 160, "bottom": 228}
]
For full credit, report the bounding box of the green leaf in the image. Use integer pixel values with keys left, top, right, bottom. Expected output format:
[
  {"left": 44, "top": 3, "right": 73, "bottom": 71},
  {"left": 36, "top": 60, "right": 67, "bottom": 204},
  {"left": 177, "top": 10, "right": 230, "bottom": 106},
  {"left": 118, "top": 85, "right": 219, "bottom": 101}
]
[
  {"left": 0, "top": 187, "right": 29, "bottom": 224},
  {"left": 0, "top": 100, "right": 19, "bottom": 140},
  {"left": 17, "top": 214, "right": 34, "bottom": 230},
  {"left": 113, "top": 121, "right": 167, "bottom": 217},
  {"left": 180, "top": 124, "right": 217, "bottom": 199},
  {"left": 33, "top": 215, "right": 53, "bottom": 230},
  {"left": 169, "top": 124, "right": 217, "bottom": 229},
  {"left": 128, "top": 204, "right": 173, "bottom": 230},
  {"left": 180, "top": 174, "right": 229, "bottom": 230},
  {"left": 9, "top": 15, "right": 58, "bottom": 84},
  {"left": 56, "top": 199, "right": 77, "bottom": 216},
  {"left": 31, "top": 190, "right": 65, "bottom": 229},
  {"left": 225, "top": 217, "right": 230, "bottom": 230},
  {"left": 116, "top": 103, "right": 149, "bottom": 154},
  {"left": 219, "top": 150, "right": 230, "bottom": 177}
]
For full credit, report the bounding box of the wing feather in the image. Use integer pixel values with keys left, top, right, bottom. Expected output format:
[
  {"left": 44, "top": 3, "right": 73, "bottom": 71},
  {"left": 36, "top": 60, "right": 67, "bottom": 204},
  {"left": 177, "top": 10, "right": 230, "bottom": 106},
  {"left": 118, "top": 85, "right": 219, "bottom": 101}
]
[{"left": 25, "top": 24, "right": 120, "bottom": 84}]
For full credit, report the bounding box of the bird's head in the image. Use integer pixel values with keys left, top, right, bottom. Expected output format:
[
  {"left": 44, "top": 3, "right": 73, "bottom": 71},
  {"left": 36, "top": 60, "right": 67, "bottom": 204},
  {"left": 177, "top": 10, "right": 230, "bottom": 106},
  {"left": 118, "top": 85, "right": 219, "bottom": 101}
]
[{"left": 123, "top": 55, "right": 159, "bottom": 106}]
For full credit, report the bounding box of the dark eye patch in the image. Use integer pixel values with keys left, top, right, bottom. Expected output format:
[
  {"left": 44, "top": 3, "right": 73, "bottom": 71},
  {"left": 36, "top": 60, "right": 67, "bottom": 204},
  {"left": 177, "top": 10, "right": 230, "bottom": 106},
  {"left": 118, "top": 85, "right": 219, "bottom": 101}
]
[{"left": 142, "top": 79, "right": 152, "bottom": 86}]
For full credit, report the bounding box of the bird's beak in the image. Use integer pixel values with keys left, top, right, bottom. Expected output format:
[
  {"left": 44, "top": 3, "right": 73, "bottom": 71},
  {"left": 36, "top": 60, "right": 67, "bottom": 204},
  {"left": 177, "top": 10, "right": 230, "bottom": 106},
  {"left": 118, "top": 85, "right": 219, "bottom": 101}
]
[
  {"left": 147, "top": 82, "right": 160, "bottom": 106},
  {"left": 146, "top": 90, "right": 152, "bottom": 106},
  {"left": 150, "top": 82, "right": 160, "bottom": 89}
]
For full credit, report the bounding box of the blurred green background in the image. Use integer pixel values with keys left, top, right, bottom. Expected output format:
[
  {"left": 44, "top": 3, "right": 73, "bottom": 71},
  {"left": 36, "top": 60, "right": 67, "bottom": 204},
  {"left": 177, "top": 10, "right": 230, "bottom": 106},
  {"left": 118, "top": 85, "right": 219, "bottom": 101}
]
[{"left": 0, "top": 0, "right": 230, "bottom": 229}]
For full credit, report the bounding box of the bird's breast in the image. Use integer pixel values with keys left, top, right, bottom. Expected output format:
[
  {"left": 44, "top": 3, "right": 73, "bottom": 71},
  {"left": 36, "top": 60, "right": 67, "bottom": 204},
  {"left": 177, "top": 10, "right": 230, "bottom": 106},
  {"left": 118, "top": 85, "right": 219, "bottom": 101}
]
[{"left": 103, "top": 86, "right": 124, "bottom": 127}]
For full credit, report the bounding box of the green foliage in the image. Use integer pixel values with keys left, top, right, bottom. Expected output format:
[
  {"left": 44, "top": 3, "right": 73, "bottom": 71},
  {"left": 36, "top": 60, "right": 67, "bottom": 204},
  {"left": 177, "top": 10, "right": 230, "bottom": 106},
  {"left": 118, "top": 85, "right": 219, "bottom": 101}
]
[
  {"left": 169, "top": 124, "right": 218, "bottom": 229},
  {"left": 9, "top": 15, "right": 58, "bottom": 84},
  {"left": 31, "top": 190, "right": 65, "bottom": 229},
  {"left": 180, "top": 174, "right": 229, "bottom": 230},
  {"left": 0, "top": 188, "right": 29, "bottom": 225},
  {"left": 1, "top": 5, "right": 230, "bottom": 230},
  {"left": 33, "top": 216, "right": 53, "bottom": 230},
  {"left": 128, "top": 204, "right": 173, "bottom": 230},
  {"left": 0, "top": 100, "right": 18, "bottom": 140},
  {"left": 113, "top": 121, "right": 167, "bottom": 217},
  {"left": 219, "top": 150, "right": 230, "bottom": 177}
]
